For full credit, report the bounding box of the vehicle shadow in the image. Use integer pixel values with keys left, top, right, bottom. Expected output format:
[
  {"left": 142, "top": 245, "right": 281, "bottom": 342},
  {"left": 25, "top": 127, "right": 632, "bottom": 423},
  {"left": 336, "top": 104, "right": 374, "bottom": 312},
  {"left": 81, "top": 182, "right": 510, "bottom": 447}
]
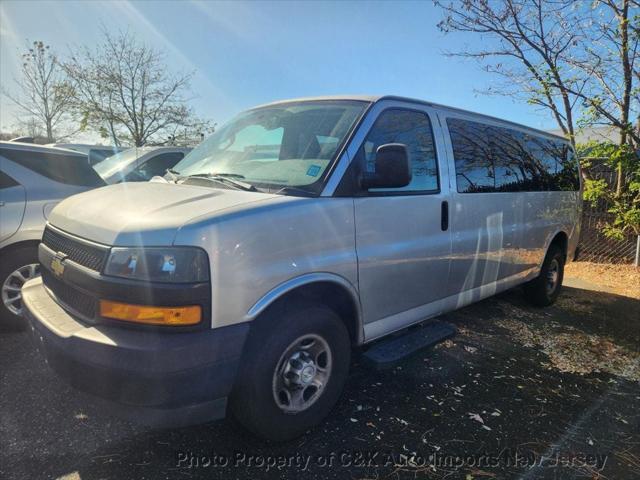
[{"left": 2, "top": 284, "right": 639, "bottom": 480}]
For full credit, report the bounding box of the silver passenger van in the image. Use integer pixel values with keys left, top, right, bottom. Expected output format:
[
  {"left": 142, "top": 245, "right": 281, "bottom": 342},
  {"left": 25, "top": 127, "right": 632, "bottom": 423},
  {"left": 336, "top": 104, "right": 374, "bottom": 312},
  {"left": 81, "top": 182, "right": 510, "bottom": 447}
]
[{"left": 22, "top": 96, "right": 581, "bottom": 440}]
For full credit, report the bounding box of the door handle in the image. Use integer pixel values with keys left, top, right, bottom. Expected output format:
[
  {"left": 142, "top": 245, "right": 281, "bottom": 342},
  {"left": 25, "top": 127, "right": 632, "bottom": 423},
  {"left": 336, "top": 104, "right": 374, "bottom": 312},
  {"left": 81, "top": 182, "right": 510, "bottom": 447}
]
[{"left": 441, "top": 201, "right": 449, "bottom": 231}]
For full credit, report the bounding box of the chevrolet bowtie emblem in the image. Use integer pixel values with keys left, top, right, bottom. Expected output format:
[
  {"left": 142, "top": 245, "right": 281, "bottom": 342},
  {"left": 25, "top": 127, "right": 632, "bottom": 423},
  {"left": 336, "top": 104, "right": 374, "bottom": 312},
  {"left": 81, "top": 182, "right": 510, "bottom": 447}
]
[{"left": 50, "top": 252, "right": 68, "bottom": 277}]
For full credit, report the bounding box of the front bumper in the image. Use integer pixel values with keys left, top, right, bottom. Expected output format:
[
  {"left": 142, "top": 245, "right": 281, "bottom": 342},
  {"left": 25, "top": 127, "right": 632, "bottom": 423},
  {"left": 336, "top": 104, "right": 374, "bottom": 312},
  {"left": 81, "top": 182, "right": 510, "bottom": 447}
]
[{"left": 22, "top": 277, "right": 249, "bottom": 427}]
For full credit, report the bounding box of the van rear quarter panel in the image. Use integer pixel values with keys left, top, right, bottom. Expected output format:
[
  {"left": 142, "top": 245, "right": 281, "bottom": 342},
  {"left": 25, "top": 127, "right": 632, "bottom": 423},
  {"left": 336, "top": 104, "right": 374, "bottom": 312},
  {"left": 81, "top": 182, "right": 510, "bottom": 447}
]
[
  {"left": 446, "top": 190, "right": 580, "bottom": 297},
  {"left": 174, "top": 197, "right": 358, "bottom": 329},
  {"left": 518, "top": 190, "right": 581, "bottom": 267}
]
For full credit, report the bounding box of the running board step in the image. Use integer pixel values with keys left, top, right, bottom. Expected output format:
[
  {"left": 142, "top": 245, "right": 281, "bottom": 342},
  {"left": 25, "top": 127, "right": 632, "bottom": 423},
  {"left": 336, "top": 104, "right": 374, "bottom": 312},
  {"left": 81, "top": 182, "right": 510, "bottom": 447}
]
[{"left": 362, "top": 321, "right": 457, "bottom": 366}]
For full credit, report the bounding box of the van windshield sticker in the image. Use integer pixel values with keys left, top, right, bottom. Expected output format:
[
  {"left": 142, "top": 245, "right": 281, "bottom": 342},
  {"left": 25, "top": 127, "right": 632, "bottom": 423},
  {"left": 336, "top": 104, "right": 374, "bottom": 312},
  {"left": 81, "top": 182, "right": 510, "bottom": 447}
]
[{"left": 306, "top": 165, "right": 321, "bottom": 177}]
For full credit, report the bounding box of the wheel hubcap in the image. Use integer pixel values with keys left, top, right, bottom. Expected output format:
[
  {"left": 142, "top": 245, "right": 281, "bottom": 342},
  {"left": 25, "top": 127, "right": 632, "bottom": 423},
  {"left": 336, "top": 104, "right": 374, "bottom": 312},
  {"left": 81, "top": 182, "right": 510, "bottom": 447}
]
[
  {"left": 273, "top": 334, "right": 332, "bottom": 413},
  {"left": 546, "top": 259, "right": 559, "bottom": 294},
  {"left": 2, "top": 263, "right": 40, "bottom": 316}
]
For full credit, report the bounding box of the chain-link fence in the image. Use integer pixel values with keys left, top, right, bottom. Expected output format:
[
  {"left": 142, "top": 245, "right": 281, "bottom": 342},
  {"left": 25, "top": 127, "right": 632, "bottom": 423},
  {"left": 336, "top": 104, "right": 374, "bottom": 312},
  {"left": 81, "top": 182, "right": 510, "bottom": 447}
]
[
  {"left": 577, "top": 163, "right": 639, "bottom": 264},
  {"left": 579, "top": 212, "right": 638, "bottom": 263}
]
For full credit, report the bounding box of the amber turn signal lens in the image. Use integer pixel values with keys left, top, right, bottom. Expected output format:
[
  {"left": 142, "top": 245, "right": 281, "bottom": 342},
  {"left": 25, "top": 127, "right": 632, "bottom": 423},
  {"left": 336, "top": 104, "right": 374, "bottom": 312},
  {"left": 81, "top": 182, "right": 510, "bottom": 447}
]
[{"left": 99, "top": 300, "right": 201, "bottom": 326}]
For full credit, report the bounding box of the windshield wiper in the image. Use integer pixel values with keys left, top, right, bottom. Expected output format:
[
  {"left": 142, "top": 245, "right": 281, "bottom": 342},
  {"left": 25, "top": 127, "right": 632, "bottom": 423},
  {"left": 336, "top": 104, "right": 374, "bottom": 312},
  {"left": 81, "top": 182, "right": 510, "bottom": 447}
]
[
  {"left": 184, "top": 173, "right": 257, "bottom": 192},
  {"left": 273, "top": 186, "right": 316, "bottom": 197},
  {"left": 210, "top": 172, "right": 246, "bottom": 179}
]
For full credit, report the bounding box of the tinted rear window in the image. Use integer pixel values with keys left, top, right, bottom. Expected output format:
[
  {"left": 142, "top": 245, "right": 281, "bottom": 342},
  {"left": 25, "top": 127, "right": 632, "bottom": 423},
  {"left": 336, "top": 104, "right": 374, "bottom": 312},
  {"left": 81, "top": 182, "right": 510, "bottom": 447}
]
[
  {"left": 447, "top": 118, "right": 579, "bottom": 193},
  {"left": 0, "top": 148, "right": 105, "bottom": 187},
  {"left": 0, "top": 170, "right": 20, "bottom": 189}
]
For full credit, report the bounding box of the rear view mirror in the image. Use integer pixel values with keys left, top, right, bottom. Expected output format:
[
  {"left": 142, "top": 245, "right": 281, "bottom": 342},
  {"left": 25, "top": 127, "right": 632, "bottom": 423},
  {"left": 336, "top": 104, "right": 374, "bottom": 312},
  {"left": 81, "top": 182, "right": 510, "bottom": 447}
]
[{"left": 361, "top": 143, "right": 411, "bottom": 189}]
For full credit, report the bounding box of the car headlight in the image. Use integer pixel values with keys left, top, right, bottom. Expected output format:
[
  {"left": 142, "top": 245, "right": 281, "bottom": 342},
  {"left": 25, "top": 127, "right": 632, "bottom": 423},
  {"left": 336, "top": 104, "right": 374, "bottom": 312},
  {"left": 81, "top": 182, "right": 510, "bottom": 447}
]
[{"left": 104, "top": 247, "right": 209, "bottom": 283}]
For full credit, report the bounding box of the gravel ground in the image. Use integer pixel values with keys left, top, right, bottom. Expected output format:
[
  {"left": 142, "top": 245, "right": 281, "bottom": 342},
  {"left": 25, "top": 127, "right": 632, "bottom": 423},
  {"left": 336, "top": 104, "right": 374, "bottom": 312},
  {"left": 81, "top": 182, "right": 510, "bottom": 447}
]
[
  {"left": 565, "top": 261, "right": 640, "bottom": 299},
  {"left": 2, "top": 282, "right": 639, "bottom": 480}
]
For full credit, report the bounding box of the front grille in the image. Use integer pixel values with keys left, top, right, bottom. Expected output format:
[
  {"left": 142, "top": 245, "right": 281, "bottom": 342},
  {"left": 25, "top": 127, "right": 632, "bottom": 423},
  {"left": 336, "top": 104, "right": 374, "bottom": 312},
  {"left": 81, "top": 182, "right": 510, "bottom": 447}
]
[
  {"left": 42, "top": 270, "right": 97, "bottom": 319},
  {"left": 42, "top": 227, "right": 108, "bottom": 272}
]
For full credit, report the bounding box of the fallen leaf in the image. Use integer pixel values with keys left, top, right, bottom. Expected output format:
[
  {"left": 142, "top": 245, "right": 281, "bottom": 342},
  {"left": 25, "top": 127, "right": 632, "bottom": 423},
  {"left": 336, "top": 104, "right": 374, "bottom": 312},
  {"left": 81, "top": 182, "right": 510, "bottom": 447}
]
[{"left": 468, "top": 413, "right": 485, "bottom": 424}]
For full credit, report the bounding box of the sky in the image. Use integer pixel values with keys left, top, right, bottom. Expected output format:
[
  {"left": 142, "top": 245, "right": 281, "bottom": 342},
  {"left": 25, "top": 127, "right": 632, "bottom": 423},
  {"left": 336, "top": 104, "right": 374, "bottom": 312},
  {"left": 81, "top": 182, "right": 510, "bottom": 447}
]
[{"left": 0, "top": 0, "right": 561, "bottom": 141}]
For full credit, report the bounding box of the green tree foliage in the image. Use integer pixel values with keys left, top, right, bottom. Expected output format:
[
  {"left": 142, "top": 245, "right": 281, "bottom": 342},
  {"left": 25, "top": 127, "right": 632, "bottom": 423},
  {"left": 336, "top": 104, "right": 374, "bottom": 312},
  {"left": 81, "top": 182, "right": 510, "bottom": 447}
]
[{"left": 578, "top": 141, "right": 640, "bottom": 237}]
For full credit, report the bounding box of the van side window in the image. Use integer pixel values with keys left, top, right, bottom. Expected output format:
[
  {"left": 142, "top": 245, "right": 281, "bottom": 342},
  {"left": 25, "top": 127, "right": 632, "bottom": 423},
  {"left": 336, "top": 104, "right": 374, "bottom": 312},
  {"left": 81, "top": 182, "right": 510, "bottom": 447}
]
[
  {"left": 556, "top": 144, "right": 581, "bottom": 191},
  {"left": 447, "top": 119, "right": 494, "bottom": 192},
  {"left": 488, "top": 127, "right": 533, "bottom": 191},
  {"left": 359, "top": 109, "right": 439, "bottom": 193},
  {"left": 448, "top": 118, "right": 579, "bottom": 192}
]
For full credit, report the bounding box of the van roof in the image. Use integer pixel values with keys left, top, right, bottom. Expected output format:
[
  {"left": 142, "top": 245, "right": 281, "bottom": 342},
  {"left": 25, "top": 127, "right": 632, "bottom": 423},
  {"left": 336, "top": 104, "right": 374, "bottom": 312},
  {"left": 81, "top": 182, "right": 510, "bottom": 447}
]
[{"left": 256, "top": 95, "right": 569, "bottom": 143}]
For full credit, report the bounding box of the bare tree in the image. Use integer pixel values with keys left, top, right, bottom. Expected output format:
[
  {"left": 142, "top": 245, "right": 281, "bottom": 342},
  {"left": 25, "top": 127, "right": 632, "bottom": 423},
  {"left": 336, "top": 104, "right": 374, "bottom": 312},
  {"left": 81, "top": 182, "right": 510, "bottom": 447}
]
[
  {"left": 566, "top": 0, "right": 640, "bottom": 194},
  {"left": 435, "top": 0, "right": 640, "bottom": 238},
  {"left": 15, "top": 117, "right": 45, "bottom": 139},
  {"left": 64, "top": 30, "right": 206, "bottom": 146},
  {"left": 435, "top": 0, "right": 587, "bottom": 147},
  {"left": 2, "top": 41, "right": 75, "bottom": 142}
]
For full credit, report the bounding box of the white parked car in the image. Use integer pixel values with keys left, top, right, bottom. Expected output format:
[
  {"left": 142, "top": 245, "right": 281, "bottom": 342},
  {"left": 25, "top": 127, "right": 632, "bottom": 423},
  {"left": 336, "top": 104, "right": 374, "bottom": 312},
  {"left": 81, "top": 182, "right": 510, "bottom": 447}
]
[
  {"left": 46, "top": 143, "right": 127, "bottom": 165},
  {"left": 0, "top": 142, "right": 105, "bottom": 328},
  {"left": 93, "top": 146, "right": 192, "bottom": 184}
]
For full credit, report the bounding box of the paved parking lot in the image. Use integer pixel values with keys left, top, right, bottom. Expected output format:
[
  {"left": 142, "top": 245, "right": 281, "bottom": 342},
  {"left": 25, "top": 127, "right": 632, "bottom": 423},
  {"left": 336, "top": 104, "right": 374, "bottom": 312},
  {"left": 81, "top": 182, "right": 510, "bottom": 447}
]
[{"left": 2, "top": 282, "right": 639, "bottom": 480}]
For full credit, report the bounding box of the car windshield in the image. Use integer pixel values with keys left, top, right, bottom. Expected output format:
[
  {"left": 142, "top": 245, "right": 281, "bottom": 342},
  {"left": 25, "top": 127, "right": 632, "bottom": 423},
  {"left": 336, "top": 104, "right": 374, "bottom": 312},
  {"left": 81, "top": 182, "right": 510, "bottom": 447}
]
[
  {"left": 94, "top": 147, "right": 152, "bottom": 179},
  {"left": 172, "top": 101, "right": 367, "bottom": 194}
]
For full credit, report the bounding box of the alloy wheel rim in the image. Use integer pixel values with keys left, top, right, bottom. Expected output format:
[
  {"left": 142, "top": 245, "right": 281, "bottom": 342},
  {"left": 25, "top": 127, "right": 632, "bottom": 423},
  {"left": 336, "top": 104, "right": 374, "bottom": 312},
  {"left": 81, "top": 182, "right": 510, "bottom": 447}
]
[
  {"left": 272, "top": 333, "right": 332, "bottom": 413},
  {"left": 2, "top": 264, "right": 40, "bottom": 315}
]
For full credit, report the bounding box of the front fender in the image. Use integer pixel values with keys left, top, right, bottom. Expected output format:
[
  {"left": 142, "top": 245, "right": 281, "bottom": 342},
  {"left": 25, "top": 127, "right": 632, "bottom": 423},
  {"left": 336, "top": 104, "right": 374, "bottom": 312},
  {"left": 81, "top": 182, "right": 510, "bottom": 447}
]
[{"left": 245, "top": 272, "right": 363, "bottom": 343}]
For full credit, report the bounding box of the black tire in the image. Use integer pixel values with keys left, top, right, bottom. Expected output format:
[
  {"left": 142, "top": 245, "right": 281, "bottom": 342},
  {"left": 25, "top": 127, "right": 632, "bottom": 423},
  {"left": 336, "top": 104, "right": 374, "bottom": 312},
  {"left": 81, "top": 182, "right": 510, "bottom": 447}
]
[
  {"left": 0, "top": 245, "right": 40, "bottom": 331},
  {"left": 523, "top": 245, "right": 565, "bottom": 307},
  {"left": 230, "top": 302, "right": 351, "bottom": 442}
]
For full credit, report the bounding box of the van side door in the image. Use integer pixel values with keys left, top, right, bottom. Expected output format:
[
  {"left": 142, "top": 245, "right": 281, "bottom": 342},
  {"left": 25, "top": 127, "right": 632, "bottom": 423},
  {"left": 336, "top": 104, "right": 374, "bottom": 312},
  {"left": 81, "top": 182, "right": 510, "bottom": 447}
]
[
  {"left": 346, "top": 101, "right": 452, "bottom": 341},
  {"left": 439, "top": 114, "right": 530, "bottom": 300}
]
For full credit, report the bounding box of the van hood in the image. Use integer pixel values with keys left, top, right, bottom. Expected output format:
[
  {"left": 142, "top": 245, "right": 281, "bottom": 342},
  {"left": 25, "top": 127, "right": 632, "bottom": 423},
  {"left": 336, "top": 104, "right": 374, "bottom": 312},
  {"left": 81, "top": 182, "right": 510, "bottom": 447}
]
[{"left": 48, "top": 182, "right": 280, "bottom": 246}]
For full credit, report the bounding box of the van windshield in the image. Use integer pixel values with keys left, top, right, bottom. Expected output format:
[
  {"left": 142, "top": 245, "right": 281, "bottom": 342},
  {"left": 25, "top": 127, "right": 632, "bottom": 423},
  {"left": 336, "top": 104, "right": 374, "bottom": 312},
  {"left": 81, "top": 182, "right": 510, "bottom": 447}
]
[{"left": 172, "top": 101, "right": 367, "bottom": 194}]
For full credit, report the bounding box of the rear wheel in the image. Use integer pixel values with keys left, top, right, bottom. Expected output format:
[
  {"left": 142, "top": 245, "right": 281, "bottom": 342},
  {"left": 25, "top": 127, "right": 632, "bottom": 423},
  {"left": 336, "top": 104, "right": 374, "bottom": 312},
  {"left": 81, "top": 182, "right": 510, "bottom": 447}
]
[
  {"left": 230, "top": 302, "right": 351, "bottom": 441},
  {"left": 0, "top": 246, "right": 40, "bottom": 330},
  {"left": 523, "top": 245, "right": 565, "bottom": 307}
]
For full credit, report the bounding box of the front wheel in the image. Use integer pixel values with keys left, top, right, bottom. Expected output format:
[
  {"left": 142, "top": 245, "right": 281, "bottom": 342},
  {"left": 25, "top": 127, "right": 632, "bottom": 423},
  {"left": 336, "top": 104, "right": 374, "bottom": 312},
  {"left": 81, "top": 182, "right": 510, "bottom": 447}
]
[
  {"left": 230, "top": 302, "right": 351, "bottom": 441},
  {"left": 523, "top": 245, "right": 565, "bottom": 307},
  {"left": 0, "top": 246, "right": 40, "bottom": 330}
]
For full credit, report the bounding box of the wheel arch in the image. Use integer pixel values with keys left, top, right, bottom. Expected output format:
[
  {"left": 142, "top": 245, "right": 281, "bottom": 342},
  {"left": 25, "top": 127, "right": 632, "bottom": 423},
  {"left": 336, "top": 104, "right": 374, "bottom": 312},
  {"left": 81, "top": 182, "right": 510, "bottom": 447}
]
[
  {"left": 548, "top": 230, "right": 569, "bottom": 258},
  {"left": 537, "top": 230, "right": 569, "bottom": 270},
  {"left": 0, "top": 238, "right": 40, "bottom": 258},
  {"left": 245, "top": 273, "right": 363, "bottom": 345}
]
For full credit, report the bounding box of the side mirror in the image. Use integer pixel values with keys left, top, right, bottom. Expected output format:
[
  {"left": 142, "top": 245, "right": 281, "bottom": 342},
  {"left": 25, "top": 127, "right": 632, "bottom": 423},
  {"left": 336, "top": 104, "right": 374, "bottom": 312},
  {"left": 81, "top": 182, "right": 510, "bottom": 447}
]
[{"left": 361, "top": 143, "right": 411, "bottom": 189}]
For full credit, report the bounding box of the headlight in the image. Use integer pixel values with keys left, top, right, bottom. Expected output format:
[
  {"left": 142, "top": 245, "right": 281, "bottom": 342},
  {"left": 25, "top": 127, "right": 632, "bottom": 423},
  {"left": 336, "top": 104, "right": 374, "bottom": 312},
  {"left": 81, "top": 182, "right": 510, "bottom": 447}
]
[{"left": 104, "top": 247, "right": 209, "bottom": 283}]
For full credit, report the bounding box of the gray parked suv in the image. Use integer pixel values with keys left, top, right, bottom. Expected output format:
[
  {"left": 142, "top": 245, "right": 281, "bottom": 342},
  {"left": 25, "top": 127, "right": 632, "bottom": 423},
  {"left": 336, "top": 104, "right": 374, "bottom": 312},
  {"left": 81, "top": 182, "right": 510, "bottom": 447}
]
[
  {"left": 22, "top": 96, "right": 581, "bottom": 440},
  {"left": 0, "top": 142, "right": 105, "bottom": 328}
]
